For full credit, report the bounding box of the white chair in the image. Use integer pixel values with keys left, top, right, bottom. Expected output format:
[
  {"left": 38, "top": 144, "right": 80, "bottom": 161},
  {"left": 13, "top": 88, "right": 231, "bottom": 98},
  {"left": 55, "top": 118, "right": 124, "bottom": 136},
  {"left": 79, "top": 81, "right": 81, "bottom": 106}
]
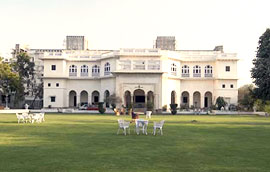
[
  {"left": 22, "top": 112, "right": 31, "bottom": 123},
  {"left": 153, "top": 120, "right": 165, "bottom": 135},
  {"left": 117, "top": 119, "right": 130, "bottom": 135},
  {"left": 146, "top": 111, "right": 152, "bottom": 119},
  {"left": 16, "top": 113, "right": 25, "bottom": 123},
  {"left": 135, "top": 119, "right": 149, "bottom": 135},
  {"left": 30, "top": 113, "right": 42, "bottom": 123}
]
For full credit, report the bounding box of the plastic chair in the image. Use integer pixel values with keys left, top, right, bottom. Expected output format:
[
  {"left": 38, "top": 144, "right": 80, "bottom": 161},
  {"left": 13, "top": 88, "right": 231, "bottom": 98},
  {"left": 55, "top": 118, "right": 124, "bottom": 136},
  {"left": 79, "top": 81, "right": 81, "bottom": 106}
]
[
  {"left": 16, "top": 113, "right": 25, "bottom": 123},
  {"left": 146, "top": 111, "right": 152, "bottom": 119},
  {"left": 153, "top": 120, "right": 165, "bottom": 135},
  {"left": 117, "top": 119, "right": 130, "bottom": 135}
]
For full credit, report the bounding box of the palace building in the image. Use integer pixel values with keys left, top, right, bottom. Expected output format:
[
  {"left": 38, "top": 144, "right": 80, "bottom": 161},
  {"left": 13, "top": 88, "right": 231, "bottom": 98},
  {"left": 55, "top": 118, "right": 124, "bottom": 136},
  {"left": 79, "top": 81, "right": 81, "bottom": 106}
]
[{"left": 42, "top": 46, "right": 238, "bottom": 110}]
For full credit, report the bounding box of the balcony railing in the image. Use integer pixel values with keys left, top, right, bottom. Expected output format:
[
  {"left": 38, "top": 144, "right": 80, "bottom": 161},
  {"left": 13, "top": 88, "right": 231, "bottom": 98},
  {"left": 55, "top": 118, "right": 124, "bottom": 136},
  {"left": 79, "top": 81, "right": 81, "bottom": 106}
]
[
  {"left": 205, "top": 73, "right": 213, "bottom": 77},
  {"left": 193, "top": 73, "right": 201, "bottom": 77},
  {"left": 181, "top": 73, "right": 190, "bottom": 77},
  {"left": 104, "top": 71, "right": 111, "bottom": 76},
  {"left": 69, "top": 72, "right": 77, "bottom": 77},
  {"left": 92, "top": 73, "right": 100, "bottom": 77},
  {"left": 81, "top": 72, "right": 88, "bottom": 77}
]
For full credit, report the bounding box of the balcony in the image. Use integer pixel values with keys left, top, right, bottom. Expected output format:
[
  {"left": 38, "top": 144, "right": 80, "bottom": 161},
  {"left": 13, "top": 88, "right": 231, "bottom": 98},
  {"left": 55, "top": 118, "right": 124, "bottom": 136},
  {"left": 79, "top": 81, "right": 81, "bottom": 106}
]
[
  {"left": 104, "top": 71, "right": 111, "bottom": 76},
  {"left": 92, "top": 73, "right": 100, "bottom": 77},
  {"left": 193, "top": 73, "right": 201, "bottom": 77},
  {"left": 69, "top": 72, "right": 77, "bottom": 77},
  {"left": 205, "top": 73, "right": 213, "bottom": 77},
  {"left": 80, "top": 72, "right": 88, "bottom": 77},
  {"left": 181, "top": 73, "right": 190, "bottom": 77}
]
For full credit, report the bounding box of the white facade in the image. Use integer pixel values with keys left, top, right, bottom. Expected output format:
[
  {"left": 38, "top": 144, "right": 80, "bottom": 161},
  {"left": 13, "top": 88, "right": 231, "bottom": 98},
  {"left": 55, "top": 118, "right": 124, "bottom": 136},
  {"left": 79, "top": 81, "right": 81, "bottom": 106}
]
[{"left": 42, "top": 48, "right": 238, "bottom": 110}]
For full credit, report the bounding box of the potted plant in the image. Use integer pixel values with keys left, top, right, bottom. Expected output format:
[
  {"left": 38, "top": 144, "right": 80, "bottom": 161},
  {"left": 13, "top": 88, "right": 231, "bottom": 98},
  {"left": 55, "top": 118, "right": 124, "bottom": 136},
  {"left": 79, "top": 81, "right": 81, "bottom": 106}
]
[{"left": 170, "top": 104, "right": 178, "bottom": 115}]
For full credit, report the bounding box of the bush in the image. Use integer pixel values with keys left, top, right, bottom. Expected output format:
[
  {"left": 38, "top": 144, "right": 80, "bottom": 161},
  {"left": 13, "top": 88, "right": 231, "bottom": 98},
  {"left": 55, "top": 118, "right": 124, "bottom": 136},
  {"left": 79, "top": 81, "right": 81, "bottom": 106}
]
[
  {"left": 170, "top": 104, "right": 178, "bottom": 115},
  {"left": 254, "top": 99, "right": 264, "bottom": 111},
  {"left": 215, "top": 97, "right": 227, "bottom": 110},
  {"left": 98, "top": 102, "right": 106, "bottom": 114}
]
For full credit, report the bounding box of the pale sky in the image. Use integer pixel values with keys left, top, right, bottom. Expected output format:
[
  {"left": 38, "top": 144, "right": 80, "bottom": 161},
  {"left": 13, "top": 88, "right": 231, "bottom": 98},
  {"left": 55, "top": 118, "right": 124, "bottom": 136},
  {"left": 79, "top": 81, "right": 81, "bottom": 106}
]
[{"left": 1, "top": 0, "right": 270, "bottom": 87}]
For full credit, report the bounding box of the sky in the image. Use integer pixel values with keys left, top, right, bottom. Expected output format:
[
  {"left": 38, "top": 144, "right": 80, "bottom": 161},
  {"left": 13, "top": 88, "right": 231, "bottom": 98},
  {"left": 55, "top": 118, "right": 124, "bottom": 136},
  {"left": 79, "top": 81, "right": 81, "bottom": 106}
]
[{"left": 0, "top": 0, "right": 270, "bottom": 87}]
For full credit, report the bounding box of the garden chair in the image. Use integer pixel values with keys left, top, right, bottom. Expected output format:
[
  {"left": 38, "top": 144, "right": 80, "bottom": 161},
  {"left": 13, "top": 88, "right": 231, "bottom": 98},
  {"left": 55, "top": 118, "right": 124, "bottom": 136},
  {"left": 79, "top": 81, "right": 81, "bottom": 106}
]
[
  {"left": 146, "top": 111, "right": 152, "bottom": 119},
  {"left": 117, "top": 119, "right": 130, "bottom": 135},
  {"left": 153, "top": 120, "right": 165, "bottom": 135},
  {"left": 16, "top": 113, "right": 25, "bottom": 123},
  {"left": 30, "top": 113, "right": 42, "bottom": 123},
  {"left": 22, "top": 112, "right": 31, "bottom": 123}
]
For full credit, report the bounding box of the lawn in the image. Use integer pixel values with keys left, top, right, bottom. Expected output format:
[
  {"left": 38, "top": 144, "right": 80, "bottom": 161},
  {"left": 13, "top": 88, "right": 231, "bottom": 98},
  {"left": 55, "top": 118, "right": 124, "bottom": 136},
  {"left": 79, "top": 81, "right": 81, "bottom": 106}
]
[{"left": 1, "top": 114, "right": 270, "bottom": 172}]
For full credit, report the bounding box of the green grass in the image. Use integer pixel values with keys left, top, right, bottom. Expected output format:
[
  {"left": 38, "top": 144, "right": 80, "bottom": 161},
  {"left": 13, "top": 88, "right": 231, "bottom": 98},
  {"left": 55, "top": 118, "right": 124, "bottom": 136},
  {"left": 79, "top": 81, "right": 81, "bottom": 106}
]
[{"left": 1, "top": 114, "right": 270, "bottom": 172}]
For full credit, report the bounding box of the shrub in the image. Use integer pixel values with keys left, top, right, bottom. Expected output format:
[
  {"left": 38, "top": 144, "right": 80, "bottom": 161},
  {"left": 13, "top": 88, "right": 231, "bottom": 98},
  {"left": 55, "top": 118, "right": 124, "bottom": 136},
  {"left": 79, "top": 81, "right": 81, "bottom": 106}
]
[
  {"left": 170, "top": 104, "right": 178, "bottom": 115},
  {"left": 98, "top": 102, "right": 106, "bottom": 114},
  {"left": 215, "top": 97, "right": 227, "bottom": 110},
  {"left": 254, "top": 99, "right": 264, "bottom": 111}
]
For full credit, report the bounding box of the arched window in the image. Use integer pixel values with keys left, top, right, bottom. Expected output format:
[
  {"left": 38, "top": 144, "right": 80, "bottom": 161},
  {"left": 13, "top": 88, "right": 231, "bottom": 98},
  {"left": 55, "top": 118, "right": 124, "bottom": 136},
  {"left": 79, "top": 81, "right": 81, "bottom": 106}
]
[
  {"left": 204, "top": 65, "right": 213, "bottom": 77},
  {"left": 171, "top": 63, "right": 177, "bottom": 76},
  {"left": 181, "top": 65, "right": 189, "bottom": 77},
  {"left": 69, "top": 65, "right": 77, "bottom": 76},
  {"left": 193, "top": 65, "right": 201, "bottom": 77},
  {"left": 81, "top": 65, "right": 88, "bottom": 77},
  {"left": 104, "top": 62, "right": 110, "bottom": 76},
  {"left": 92, "top": 65, "right": 100, "bottom": 77}
]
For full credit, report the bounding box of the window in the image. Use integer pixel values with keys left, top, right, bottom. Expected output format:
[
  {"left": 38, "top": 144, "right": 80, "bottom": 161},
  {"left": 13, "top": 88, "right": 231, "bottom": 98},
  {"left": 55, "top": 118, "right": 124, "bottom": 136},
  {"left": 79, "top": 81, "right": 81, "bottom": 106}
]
[
  {"left": 226, "top": 66, "right": 230, "bottom": 72},
  {"left": 222, "top": 84, "right": 225, "bottom": 88},
  {"left": 69, "top": 65, "right": 77, "bottom": 76},
  {"left": 104, "top": 62, "right": 111, "bottom": 75},
  {"left": 205, "top": 65, "right": 213, "bottom": 77},
  {"left": 56, "top": 83, "right": 59, "bottom": 87},
  {"left": 193, "top": 65, "right": 201, "bottom": 77},
  {"left": 48, "top": 83, "right": 51, "bottom": 87},
  {"left": 92, "top": 65, "right": 100, "bottom": 77},
  {"left": 51, "top": 65, "right": 56, "bottom": 71},
  {"left": 50, "top": 96, "right": 56, "bottom": 102},
  {"left": 230, "top": 84, "right": 233, "bottom": 88},
  {"left": 181, "top": 65, "right": 189, "bottom": 77},
  {"left": 171, "top": 63, "right": 177, "bottom": 76},
  {"left": 81, "top": 65, "right": 88, "bottom": 77},
  {"left": 183, "top": 97, "right": 188, "bottom": 103}
]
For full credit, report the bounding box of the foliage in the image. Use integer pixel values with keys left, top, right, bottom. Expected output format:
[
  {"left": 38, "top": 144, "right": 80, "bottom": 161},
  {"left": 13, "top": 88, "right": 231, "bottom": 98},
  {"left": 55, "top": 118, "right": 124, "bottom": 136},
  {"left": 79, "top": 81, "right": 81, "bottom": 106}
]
[
  {"left": 170, "top": 104, "right": 178, "bottom": 115},
  {"left": 238, "top": 84, "right": 255, "bottom": 111},
  {"left": 251, "top": 28, "right": 270, "bottom": 101},
  {"left": 0, "top": 60, "right": 20, "bottom": 97},
  {"left": 180, "top": 103, "right": 189, "bottom": 110},
  {"left": 254, "top": 99, "right": 264, "bottom": 111},
  {"left": 106, "top": 93, "right": 122, "bottom": 109},
  {"left": 215, "top": 97, "right": 227, "bottom": 110},
  {"left": 98, "top": 102, "right": 106, "bottom": 114}
]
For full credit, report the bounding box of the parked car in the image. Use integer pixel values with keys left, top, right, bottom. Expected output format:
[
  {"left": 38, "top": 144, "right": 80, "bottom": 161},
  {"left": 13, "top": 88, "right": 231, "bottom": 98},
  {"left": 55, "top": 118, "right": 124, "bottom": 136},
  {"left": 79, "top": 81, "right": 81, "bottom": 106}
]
[
  {"left": 87, "top": 105, "right": 99, "bottom": 110},
  {"left": 79, "top": 104, "right": 88, "bottom": 110}
]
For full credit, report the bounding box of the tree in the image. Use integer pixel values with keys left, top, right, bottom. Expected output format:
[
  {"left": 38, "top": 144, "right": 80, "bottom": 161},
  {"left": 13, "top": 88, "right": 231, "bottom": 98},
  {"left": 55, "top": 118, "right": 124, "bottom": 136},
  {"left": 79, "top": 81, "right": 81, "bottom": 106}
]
[
  {"left": 106, "top": 94, "right": 122, "bottom": 109},
  {"left": 215, "top": 97, "right": 227, "bottom": 110},
  {"left": 251, "top": 28, "right": 270, "bottom": 101},
  {"left": 11, "top": 52, "right": 43, "bottom": 107},
  {"left": 0, "top": 59, "right": 20, "bottom": 107},
  {"left": 238, "top": 84, "right": 256, "bottom": 110}
]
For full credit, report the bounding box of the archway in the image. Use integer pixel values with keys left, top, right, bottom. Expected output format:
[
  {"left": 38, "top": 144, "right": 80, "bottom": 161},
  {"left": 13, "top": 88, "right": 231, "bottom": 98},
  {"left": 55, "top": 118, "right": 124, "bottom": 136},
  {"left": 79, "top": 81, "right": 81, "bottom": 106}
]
[
  {"left": 133, "top": 89, "right": 145, "bottom": 108},
  {"left": 124, "top": 91, "right": 131, "bottom": 108},
  {"left": 104, "top": 90, "right": 110, "bottom": 107},
  {"left": 171, "top": 91, "right": 176, "bottom": 104},
  {"left": 181, "top": 91, "right": 189, "bottom": 107},
  {"left": 193, "top": 91, "right": 201, "bottom": 108},
  {"left": 80, "top": 91, "right": 88, "bottom": 106},
  {"left": 69, "top": 90, "right": 77, "bottom": 107},
  {"left": 92, "top": 91, "right": 99, "bottom": 105},
  {"left": 204, "top": 92, "right": 212, "bottom": 108}
]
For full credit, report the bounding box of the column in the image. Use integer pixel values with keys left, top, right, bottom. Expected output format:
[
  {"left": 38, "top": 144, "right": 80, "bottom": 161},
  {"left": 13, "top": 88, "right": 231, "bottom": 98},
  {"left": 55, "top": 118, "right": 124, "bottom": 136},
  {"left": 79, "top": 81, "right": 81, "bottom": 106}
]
[
  {"left": 77, "top": 95, "right": 80, "bottom": 107},
  {"left": 201, "top": 94, "right": 204, "bottom": 108},
  {"left": 189, "top": 93, "right": 193, "bottom": 108}
]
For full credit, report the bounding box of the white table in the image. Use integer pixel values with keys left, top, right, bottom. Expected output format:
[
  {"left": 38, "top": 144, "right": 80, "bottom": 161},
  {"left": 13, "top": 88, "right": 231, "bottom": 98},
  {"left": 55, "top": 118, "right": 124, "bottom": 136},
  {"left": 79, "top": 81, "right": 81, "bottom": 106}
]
[{"left": 135, "top": 119, "right": 149, "bottom": 135}]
